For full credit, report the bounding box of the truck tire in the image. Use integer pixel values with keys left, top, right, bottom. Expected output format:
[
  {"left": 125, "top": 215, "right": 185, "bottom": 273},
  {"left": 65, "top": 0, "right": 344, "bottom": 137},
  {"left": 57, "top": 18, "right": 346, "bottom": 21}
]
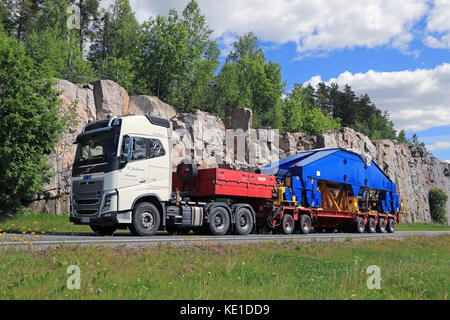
[
  {"left": 234, "top": 208, "right": 254, "bottom": 235},
  {"left": 281, "top": 214, "right": 295, "bottom": 234},
  {"left": 208, "top": 207, "right": 230, "bottom": 235},
  {"left": 387, "top": 218, "right": 395, "bottom": 233},
  {"left": 91, "top": 225, "right": 117, "bottom": 236},
  {"left": 366, "top": 218, "right": 376, "bottom": 233},
  {"left": 129, "top": 202, "right": 161, "bottom": 236},
  {"left": 377, "top": 218, "right": 386, "bottom": 233},
  {"left": 355, "top": 217, "right": 366, "bottom": 233},
  {"left": 299, "top": 214, "right": 311, "bottom": 234}
]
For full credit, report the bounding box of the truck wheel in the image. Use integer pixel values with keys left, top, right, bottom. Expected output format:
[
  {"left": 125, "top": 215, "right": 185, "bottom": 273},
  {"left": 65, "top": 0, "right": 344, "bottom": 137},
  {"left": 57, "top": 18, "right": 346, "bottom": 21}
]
[
  {"left": 129, "top": 202, "right": 161, "bottom": 236},
  {"left": 208, "top": 207, "right": 230, "bottom": 235},
  {"left": 355, "top": 217, "right": 366, "bottom": 233},
  {"left": 281, "top": 214, "right": 295, "bottom": 234},
  {"left": 377, "top": 218, "right": 386, "bottom": 233},
  {"left": 299, "top": 214, "right": 311, "bottom": 234},
  {"left": 91, "top": 225, "right": 117, "bottom": 236},
  {"left": 387, "top": 219, "right": 395, "bottom": 233},
  {"left": 366, "top": 218, "right": 376, "bottom": 233},
  {"left": 234, "top": 208, "right": 254, "bottom": 235}
]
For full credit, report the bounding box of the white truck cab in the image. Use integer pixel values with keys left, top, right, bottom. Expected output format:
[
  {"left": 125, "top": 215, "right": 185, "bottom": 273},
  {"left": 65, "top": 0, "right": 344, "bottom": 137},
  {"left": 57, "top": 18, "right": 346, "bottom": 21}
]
[{"left": 70, "top": 115, "right": 173, "bottom": 235}]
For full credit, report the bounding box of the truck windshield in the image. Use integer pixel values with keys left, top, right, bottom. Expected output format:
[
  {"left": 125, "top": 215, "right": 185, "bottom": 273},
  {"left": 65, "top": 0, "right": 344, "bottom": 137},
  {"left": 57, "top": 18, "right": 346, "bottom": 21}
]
[{"left": 74, "top": 132, "right": 118, "bottom": 165}]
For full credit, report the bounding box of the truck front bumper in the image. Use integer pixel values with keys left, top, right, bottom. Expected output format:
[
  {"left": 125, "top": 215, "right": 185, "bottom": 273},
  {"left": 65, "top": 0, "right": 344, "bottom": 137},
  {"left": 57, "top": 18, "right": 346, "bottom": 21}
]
[{"left": 70, "top": 211, "right": 118, "bottom": 227}]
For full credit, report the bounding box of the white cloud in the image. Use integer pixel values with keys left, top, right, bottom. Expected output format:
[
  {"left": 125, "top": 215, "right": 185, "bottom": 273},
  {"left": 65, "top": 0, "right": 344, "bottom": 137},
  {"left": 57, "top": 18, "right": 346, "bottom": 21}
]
[
  {"left": 427, "top": 141, "right": 450, "bottom": 151},
  {"left": 305, "top": 63, "right": 450, "bottom": 132},
  {"left": 124, "top": 0, "right": 429, "bottom": 57},
  {"left": 424, "top": 0, "right": 450, "bottom": 49}
]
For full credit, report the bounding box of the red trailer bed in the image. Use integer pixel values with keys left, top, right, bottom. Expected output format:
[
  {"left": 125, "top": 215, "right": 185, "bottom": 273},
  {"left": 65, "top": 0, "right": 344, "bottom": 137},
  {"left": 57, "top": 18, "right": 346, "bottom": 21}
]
[{"left": 172, "top": 168, "right": 276, "bottom": 199}]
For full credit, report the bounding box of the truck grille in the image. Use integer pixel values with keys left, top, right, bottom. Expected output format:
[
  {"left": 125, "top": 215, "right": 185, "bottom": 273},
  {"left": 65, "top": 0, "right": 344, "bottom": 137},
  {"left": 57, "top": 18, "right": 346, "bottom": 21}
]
[
  {"left": 75, "top": 198, "right": 100, "bottom": 205},
  {"left": 72, "top": 178, "right": 104, "bottom": 216},
  {"left": 76, "top": 209, "right": 98, "bottom": 215}
]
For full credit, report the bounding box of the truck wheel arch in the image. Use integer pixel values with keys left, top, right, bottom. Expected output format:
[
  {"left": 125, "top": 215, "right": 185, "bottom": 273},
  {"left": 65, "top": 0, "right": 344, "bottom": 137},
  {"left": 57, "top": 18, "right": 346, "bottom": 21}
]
[{"left": 131, "top": 194, "right": 166, "bottom": 227}]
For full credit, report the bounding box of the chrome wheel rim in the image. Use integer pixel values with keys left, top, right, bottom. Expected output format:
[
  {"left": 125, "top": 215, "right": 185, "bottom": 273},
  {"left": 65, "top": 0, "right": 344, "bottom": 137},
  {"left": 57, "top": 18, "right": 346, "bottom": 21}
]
[{"left": 141, "top": 211, "right": 155, "bottom": 229}]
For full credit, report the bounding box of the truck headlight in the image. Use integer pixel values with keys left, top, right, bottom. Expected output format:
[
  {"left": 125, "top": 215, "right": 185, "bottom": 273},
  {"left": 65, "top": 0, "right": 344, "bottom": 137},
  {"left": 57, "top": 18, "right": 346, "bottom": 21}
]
[{"left": 102, "top": 192, "right": 117, "bottom": 212}]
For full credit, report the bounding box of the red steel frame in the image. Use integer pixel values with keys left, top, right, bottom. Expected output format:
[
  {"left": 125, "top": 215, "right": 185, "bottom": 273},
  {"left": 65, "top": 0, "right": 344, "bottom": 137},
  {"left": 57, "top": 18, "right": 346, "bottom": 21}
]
[{"left": 255, "top": 205, "right": 400, "bottom": 229}]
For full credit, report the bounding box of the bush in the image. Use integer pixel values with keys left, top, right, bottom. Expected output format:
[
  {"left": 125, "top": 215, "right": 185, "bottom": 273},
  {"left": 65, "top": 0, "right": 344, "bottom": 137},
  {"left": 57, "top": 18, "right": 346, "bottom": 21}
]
[
  {"left": 0, "top": 32, "right": 65, "bottom": 212},
  {"left": 429, "top": 188, "right": 448, "bottom": 224}
]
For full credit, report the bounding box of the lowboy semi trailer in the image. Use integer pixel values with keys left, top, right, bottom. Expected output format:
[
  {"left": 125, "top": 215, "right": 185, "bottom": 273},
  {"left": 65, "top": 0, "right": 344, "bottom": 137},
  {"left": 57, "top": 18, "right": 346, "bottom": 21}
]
[{"left": 70, "top": 115, "right": 402, "bottom": 236}]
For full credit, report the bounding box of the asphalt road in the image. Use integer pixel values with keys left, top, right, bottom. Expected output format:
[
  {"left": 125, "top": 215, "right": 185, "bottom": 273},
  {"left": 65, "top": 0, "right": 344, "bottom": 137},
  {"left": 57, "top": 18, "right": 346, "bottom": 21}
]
[{"left": 1, "top": 230, "right": 449, "bottom": 248}]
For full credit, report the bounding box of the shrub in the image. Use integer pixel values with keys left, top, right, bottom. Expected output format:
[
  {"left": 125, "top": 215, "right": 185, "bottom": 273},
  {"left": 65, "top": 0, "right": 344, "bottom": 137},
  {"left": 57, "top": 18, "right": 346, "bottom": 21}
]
[{"left": 429, "top": 188, "right": 448, "bottom": 224}]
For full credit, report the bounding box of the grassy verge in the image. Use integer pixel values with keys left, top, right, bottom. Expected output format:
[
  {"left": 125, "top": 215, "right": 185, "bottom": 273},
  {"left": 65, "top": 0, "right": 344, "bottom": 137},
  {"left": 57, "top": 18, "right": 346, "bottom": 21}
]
[
  {"left": 396, "top": 223, "right": 450, "bottom": 231},
  {"left": 0, "top": 235, "right": 448, "bottom": 300},
  {"left": 2, "top": 212, "right": 449, "bottom": 235},
  {"left": 0, "top": 212, "right": 91, "bottom": 234}
]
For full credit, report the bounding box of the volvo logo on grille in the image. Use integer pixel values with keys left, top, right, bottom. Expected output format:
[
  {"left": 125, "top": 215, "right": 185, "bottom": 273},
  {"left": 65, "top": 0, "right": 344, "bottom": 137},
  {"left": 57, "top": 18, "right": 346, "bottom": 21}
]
[{"left": 83, "top": 175, "right": 92, "bottom": 180}]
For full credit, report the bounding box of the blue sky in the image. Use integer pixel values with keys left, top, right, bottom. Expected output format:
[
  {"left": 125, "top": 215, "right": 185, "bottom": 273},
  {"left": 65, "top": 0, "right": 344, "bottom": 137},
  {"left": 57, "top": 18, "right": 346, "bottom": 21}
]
[{"left": 121, "top": 0, "right": 450, "bottom": 162}]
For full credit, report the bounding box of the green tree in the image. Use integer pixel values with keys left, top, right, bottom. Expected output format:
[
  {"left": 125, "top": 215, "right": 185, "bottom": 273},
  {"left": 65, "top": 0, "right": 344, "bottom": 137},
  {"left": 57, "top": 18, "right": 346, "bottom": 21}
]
[
  {"left": 26, "top": 0, "right": 95, "bottom": 82},
  {"left": 397, "top": 129, "right": 407, "bottom": 144},
  {"left": 284, "top": 84, "right": 340, "bottom": 135},
  {"left": 77, "top": 0, "right": 100, "bottom": 51},
  {"left": 409, "top": 133, "right": 425, "bottom": 147},
  {"left": 429, "top": 188, "right": 448, "bottom": 224},
  {"left": 213, "top": 32, "right": 285, "bottom": 128},
  {"left": 89, "top": 0, "right": 140, "bottom": 92},
  {"left": 135, "top": 1, "right": 218, "bottom": 111},
  {"left": 0, "top": 32, "right": 66, "bottom": 212},
  {"left": 0, "top": 0, "right": 15, "bottom": 35},
  {"left": 13, "top": 0, "right": 43, "bottom": 42}
]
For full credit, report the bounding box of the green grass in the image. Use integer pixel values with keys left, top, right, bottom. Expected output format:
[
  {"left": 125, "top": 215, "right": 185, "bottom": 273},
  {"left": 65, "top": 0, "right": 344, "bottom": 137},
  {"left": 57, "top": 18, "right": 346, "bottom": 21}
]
[
  {"left": 396, "top": 223, "right": 450, "bottom": 231},
  {"left": 0, "top": 212, "right": 91, "bottom": 234},
  {"left": 2, "top": 212, "right": 449, "bottom": 235},
  {"left": 0, "top": 235, "right": 448, "bottom": 300}
]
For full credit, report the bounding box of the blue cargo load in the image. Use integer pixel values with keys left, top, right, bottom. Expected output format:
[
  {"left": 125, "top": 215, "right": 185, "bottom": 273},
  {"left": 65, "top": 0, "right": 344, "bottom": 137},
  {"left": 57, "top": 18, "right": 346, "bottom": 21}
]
[{"left": 257, "top": 148, "right": 401, "bottom": 214}]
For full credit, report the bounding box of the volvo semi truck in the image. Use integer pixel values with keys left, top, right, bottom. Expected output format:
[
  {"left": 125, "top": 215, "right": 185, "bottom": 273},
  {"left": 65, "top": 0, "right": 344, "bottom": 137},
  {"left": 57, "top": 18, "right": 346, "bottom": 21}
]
[{"left": 70, "top": 115, "right": 402, "bottom": 236}]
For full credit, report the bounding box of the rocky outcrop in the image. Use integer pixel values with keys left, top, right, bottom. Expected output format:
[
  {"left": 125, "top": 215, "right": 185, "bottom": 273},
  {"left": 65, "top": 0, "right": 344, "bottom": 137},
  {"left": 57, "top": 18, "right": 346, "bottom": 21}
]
[
  {"left": 92, "top": 80, "right": 130, "bottom": 119},
  {"left": 129, "top": 95, "right": 178, "bottom": 120},
  {"left": 29, "top": 79, "right": 450, "bottom": 224}
]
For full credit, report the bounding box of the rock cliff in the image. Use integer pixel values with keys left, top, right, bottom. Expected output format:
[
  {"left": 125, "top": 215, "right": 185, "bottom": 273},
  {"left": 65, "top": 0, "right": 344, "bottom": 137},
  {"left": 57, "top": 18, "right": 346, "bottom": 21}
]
[{"left": 29, "top": 79, "right": 450, "bottom": 224}]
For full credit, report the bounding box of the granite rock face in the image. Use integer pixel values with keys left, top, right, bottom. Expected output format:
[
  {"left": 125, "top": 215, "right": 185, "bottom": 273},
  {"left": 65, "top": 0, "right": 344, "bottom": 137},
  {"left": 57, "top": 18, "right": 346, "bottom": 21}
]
[{"left": 30, "top": 80, "right": 449, "bottom": 224}]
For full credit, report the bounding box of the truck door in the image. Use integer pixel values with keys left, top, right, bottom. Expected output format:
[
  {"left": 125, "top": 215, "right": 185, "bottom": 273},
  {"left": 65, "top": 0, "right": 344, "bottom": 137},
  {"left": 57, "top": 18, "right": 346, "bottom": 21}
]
[
  {"left": 116, "top": 135, "right": 151, "bottom": 211},
  {"left": 148, "top": 137, "right": 171, "bottom": 200}
]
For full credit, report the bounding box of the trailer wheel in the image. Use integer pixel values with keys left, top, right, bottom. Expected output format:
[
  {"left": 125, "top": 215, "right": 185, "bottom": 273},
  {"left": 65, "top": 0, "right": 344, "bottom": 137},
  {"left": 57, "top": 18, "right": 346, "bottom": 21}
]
[
  {"left": 377, "top": 218, "right": 386, "bottom": 233},
  {"left": 387, "top": 218, "right": 395, "bottom": 233},
  {"left": 90, "top": 225, "right": 117, "bottom": 236},
  {"left": 366, "top": 218, "right": 376, "bottom": 233},
  {"left": 129, "top": 202, "right": 161, "bottom": 236},
  {"left": 281, "top": 214, "right": 295, "bottom": 234},
  {"left": 355, "top": 217, "right": 366, "bottom": 233},
  {"left": 234, "top": 208, "right": 254, "bottom": 235},
  {"left": 208, "top": 207, "right": 230, "bottom": 235},
  {"left": 299, "top": 214, "right": 311, "bottom": 234}
]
